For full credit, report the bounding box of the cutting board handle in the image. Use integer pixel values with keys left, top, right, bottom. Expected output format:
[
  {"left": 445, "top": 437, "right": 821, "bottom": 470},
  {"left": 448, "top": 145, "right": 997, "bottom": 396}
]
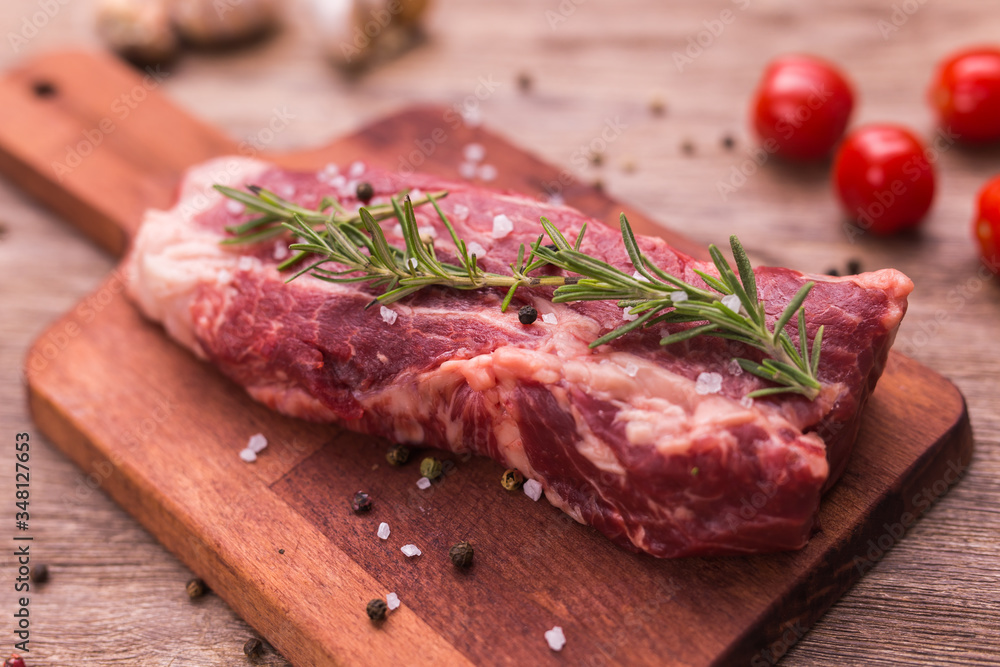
[{"left": 0, "top": 50, "right": 238, "bottom": 256}]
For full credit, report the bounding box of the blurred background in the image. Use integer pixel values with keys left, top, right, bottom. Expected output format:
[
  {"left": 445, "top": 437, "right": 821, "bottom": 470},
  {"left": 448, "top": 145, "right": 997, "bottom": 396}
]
[{"left": 1, "top": 0, "right": 998, "bottom": 665}]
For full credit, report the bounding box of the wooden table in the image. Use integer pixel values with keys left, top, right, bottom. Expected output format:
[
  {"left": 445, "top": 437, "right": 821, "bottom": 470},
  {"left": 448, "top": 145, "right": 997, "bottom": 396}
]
[{"left": 0, "top": 1, "right": 997, "bottom": 664}]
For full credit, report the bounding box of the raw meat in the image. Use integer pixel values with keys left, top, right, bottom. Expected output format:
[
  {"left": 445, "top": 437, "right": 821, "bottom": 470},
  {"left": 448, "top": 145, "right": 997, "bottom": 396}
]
[{"left": 126, "top": 157, "right": 912, "bottom": 557}]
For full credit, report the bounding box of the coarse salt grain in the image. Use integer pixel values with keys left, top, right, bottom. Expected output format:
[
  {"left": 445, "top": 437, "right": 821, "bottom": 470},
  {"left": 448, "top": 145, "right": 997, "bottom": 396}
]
[
  {"left": 546, "top": 193, "right": 565, "bottom": 206},
  {"left": 386, "top": 592, "right": 400, "bottom": 610},
  {"left": 377, "top": 522, "right": 390, "bottom": 540},
  {"left": 330, "top": 174, "right": 347, "bottom": 188},
  {"left": 237, "top": 256, "right": 256, "bottom": 271},
  {"left": 624, "top": 362, "right": 639, "bottom": 378},
  {"left": 463, "top": 143, "right": 486, "bottom": 162},
  {"left": 728, "top": 358, "right": 743, "bottom": 376},
  {"left": 225, "top": 199, "right": 245, "bottom": 215},
  {"left": 622, "top": 307, "right": 639, "bottom": 322},
  {"left": 348, "top": 161, "right": 366, "bottom": 178},
  {"left": 492, "top": 214, "right": 514, "bottom": 239},
  {"left": 695, "top": 372, "right": 723, "bottom": 395},
  {"left": 523, "top": 479, "right": 543, "bottom": 501},
  {"left": 273, "top": 242, "right": 289, "bottom": 261},
  {"left": 218, "top": 269, "right": 232, "bottom": 284},
  {"left": 416, "top": 477, "right": 431, "bottom": 490},
  {"left": 670, "top": 290, "right": 689, "bottom": 303},
  {"left": 390, "top": 224, "right": 403, "bottom": 237},
  {"left": 407, "top": 257, "right": 419, "bottom": 270},
  {"left": 247, "top": 433, "right": 268, "bottom": 453},
  {"left": 740, "top": 395, "right": 755, "bottom": 409},
  {"left": 544, "top": 626, "right": 566, "bottom": 651},
  {"left": 321, "top": 163, "right": 339, "bottom": 176},
  {"left": 410, "top": 188, "right": 424, "bottom": 200},
  {"left": 541, "top": 313, "right": 558, "bottom": 325},
  {"left": 458, "top": 162, "right": 478, "bottom": 180},
  {"left": 239, "top": 448, "right": 257, "bottom": 463},
  {"left": 417, "top": 225, "right": 437, "bottom": 238},
  {"left": 478, "top": 164, "right": 498, "bottom": 181},
  {"left": 279, "top": 184, "right": 296, "bottom": 198},
  {"left": 462, "top": 107, "right": 482, "bottom": 127},
  {"left": 467, "top": 241, "right": 487, "bottom": 258},
  {"left": 380, "top": 306, "right": 398, "bottom": 325},
  {"left": 452, "top": 204, "right": 470, "bottom": 220},
  {"left": 632, "top": 271, "right": 650, "bottom": 283},
  {"left": 401, "top": 544, "right": 422, "bottom": 557},
  {"left": 721, "top": 294, "right": 742, "bottom": 312}
]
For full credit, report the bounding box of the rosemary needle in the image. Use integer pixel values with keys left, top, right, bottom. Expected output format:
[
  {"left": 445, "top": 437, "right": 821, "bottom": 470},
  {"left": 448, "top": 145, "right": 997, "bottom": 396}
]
[{"left": 217, "top": 185, "right": 823, "bottom": 399}]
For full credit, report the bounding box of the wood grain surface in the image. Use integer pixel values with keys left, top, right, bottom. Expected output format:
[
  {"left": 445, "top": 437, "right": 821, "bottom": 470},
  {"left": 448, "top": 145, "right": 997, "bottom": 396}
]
[{"left": 0, "top": 1, "right": 998, "bottom": 665}]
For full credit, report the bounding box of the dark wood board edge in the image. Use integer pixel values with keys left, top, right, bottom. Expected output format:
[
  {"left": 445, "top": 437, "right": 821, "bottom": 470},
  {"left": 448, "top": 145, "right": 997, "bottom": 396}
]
[{"left": 717, "top": 365, "right": 974, "bottom": 667}]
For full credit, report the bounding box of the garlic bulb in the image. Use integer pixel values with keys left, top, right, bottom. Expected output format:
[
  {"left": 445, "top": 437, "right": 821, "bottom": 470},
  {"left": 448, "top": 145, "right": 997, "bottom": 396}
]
[
  {"left": 96, "top": 0, "right": 177, "bottom": 64},
  {"left": 170, "top": 0, "right": 281, "bottom": 46},
  {"left": 309, "top": 0, "right": 430, "bottom": 70}
]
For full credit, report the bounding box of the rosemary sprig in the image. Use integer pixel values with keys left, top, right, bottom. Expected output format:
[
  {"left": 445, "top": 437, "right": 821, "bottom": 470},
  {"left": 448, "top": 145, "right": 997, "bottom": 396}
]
[
  {"left": 217, "top": 186, "right": 823, "bottom": 399},
  {"left": 213, "top": 183, "right": 448, "bottom": 271}
]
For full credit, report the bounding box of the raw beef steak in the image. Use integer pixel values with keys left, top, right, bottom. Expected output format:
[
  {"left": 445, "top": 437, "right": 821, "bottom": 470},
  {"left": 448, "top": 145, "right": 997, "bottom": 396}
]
[{"left": 126, "top": 157, "right": 912, "bottom": 557}]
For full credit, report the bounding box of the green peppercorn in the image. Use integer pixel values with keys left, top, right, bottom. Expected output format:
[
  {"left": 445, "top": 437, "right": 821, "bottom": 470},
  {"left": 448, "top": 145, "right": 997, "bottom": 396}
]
[
  {"left": 449, "top": 541, "right": 474, "bottom": 568},
  {"left": 386, "top": 444, "right": 410, "bottom": 466},
  {"left": 518, "top": 305, "right": 538, "bottom": 325},
  {"left": 420, "top": 457, "right": 442, "bottom": 480},
  {"left": 185, "top": 577, "right": 206, "bottom": 599},
  {"left": 367, "top": 598, "right": 388, "bottom": 621},
  {"left": 501, "top": 468, "right": 524, "bottom": 490},
  {"left": 351, "top": 491, "right": 373, "bottom": 513},
  {"left": 356, "top": 181, "right": 374, "bottom": 203},
  {"left": 243, "top": 637, "right": 263, "bottom": 659}
]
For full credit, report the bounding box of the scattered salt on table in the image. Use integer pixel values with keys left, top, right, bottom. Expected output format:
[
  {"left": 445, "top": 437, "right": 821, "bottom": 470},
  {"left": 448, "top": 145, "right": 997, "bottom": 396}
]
[
  {"left": 478, "top": 164, "right": 498, "bottom": 181},
  {"left": 386, "top": 592, "right": 400, "bottom": 610},
  {"left": 541, "top": 313, "right": 558, "bottom": 325},
  {"left": 721, "top": 294, "right": 742, "bottom": 312},
  {"left": 467, "top": 241, "right": 487, "bottom": 258},
  {"left": 622, "top": 307, "right": 638, "bottom": 322},
  {"left": 401, "top": 544, "right": 422, "bottom": 557},
  {"left": 492, "top": 214, "right": 514, "bottom": 239},
  {"left": 695, "top": 372, "right": 723, "bottom": 395},
  {"left": 463, "top": 143, "right": 486, "bottom": 162},
  {"left": 380, "top": 306, "right": 398, "bottom": 325},
  {"left": 458, "top": 162, "right": 477, "bottom": 180},
  {"left": 523, "top": 479, "right": 543, "bottom": 501},
  {"left": 377, "top": 522, "right": 390, "bottom": 540},
  {"left": 416, "top": 477, "right": 431, "bottom": 490},
  {"left": 247, "top": 433, "right": 268, "bottom": 453},
  {"left": 544, "top": 626, "right": 566, "bottom": 651},
  {"left": 624, "top": 362, "right": 639, "bottom": 378},
  {"left": 239, "top": 449, "right": 257, "bottom": 463}
]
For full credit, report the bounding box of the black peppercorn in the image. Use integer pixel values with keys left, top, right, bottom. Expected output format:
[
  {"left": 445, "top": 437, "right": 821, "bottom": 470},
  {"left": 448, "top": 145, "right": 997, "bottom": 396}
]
[
  {"left": 825, "top": 267, "right": 840, "bottom": 276},
  {"left": 356, "top": 181, "right": 374, "bottom": 203},
  {"left": 367, "top": 598, "right": 388, "bottom": 621},
  {"left": 386, "top": 443, "right": 410, "bottom": 466},
  {"left": 681, "top": 140, "right": 695, "bottom": 155},
  {"left": 517, "top": 71, "right": 533, "bottom": 93},
  {"left": 243, "top": 637, "right": 264, "bottom": 659},
  {"left": 420, "top": 457, "right": 443, "bottom": 480},
  {"left": 847, "top": 258, "right": 862, "bottom": 275},
  {"left": 543, "top": 244, "right": 558, "bottom": 252},
  {"left": 501, "top": 468, "right": 524, "bottom": 490},
  {"left": 186, "top": 577, "right": 206, "bottom": 599},
  {"left": 351, "top": 491, "right": 373, "bottom": 513},
  {"left": 721, "top": 134, "right": 735, "bottom": 150},
  {"left": 518, "top": 305, "right": 538, "bottom": 325},
  {"left": 31, "top": 564, "right": 49, "bottom": 584},
  {"left": 449, "top": 541, "right": 474, "bottom": 568}
]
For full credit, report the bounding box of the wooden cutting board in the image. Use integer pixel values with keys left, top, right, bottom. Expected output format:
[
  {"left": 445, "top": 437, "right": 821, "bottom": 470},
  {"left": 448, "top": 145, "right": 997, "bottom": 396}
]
[{"left": 2, "top": 51, "right": 973, "bottom": 667}]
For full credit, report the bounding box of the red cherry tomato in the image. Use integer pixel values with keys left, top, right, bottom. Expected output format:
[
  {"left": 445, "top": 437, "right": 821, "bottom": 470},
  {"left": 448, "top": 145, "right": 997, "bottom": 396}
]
[
  {"left": 973, "top": 176, "right": 1000, "bottom": 273},
  {"left": 929, "top": 47, "right": 1000, "bottom": 143},
  {"left": 751, "top": 55, "right": 855, "bottom": 160},
  {"left": 832, "top": 125, "right": 936, "bottom": 235}
]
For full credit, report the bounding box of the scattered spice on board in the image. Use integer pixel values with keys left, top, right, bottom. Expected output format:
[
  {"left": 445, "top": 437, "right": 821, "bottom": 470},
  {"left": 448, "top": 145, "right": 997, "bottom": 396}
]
[
  {"left": 649, "top": 97, "right": 666, "bottom": 116},
  {"left": 722, "top": 134, "right": 736, "bottom": 150},
  {"left": 681, "top": 139, "right": 695, "bottom": 155},
  {"left": 186, "top": 577, "right": 206, "bottom": 599},
  {"left": 386, "top": 444, "right": 410, "bottom": 466},
  {"left": 420, "top": 457, "right": 442, "bottom": 480},
  {"left": 589, "top": 150, "right": 604, "bottom": 167},
  {"left": 449, "top": 541, "right": 475, "bottom": 568},
  {"left": 243, "top": 637, "right": 264, "bottom": 659},
  {"left": 501, "top": 469, "right": 524, "bottom": 490},
  {"left": 517, "top": 71, "right": 533, "bottom": 92},
  {"left": 367, "top": 598, "right": 388, "bottom": 621},
  {"left": 30, "top": 564, "right": 48, "bottom": 584},
  {"left": 351, "top": 491, "right": 374, "bottom": 513}
]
